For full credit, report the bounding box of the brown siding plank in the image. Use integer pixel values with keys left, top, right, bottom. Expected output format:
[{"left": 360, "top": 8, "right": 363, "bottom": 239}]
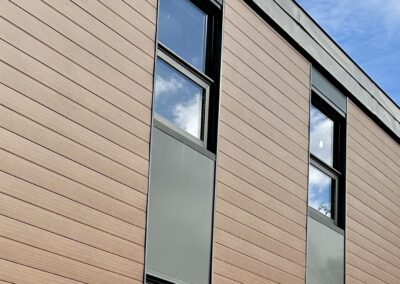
[
  {"left": 119, "top": 0, "right": 157, "bottom": 24},
  {"left": 218, "top": 168, "right": 306, "bottom": 226},
  {"left": 44, "top": 0, "right": 154, "bottom": 72},
  {"left": 0, "top": 56, "right": 150, "bottom": 148},
  {"left": 346, "top": 101, "right": 400, "bottom": 283},
  {"left": 0, "top": 149, "right": 146, "bottom": 225},
  {"left": 14, "top": 0, "right": 153, "bottom": 91},
  {"left": 0, "top": 19, "right": 151, "bottom": 125},
  {"left": 215, "top": 229, "right": 305, "bottom": 278},
  {"left": 1, "top": 1, "right": 153, "bottom": 108},
  {"left": 0, "top": 193, "right": 144, "bottom": 262},
  {"left": 226, "top": 0, "right": 310, "bottom": 73},
  {"left": 347, "top": 229, "right": 400, "bottom": 271},
  {"left": 218, "top": 152, "right": 307, "bottom": 214},
  {"left": 219, "top": 108, "right": 307, "bottom": 169},
  {"left": 0, "top": 171, "right": 145, "bottom": 252},
  {"left": 222, "top": 76, "right": 309, "bottom": 138},
  {"left": 0, "top": 90, "right": 148, "bottom": 180},
  {"left": 0, "top": 215, "right": 142, "bottom": 278},
  {"left": 217, "top": 183, "right": 305, "bottom": 239},
  {"left": 215, "top": 2, "right": 310, "bottom": 282},
  {"left": 346, "top": 264, "right": 386, "bottom": 284},
  {"left": 0, "top": 259, "right": 84, "bottom": 284},
  {"left": 214, "top": 259, "right": 277, "bottom": 284},
  {"left": 215, "top": 213, "right": 305, "bottom": 266},
  {"left": 0, "top": 0, "right": 153, "bottom": 280},
  {"left": 348, "top": 103, "right": 400, "bottom": 160},
  {"left": 223, "top": 15, "right": 309, "bottom": 86},
  {"left": 347, "top": 240, "right": 400, "bottom": 280},
  {"left": 222, "top": 79, "right": 308, "bottom": 146},
  {"left": 221, "top": 95, "right": 308, "bottom": 158},
  {"left": 99, "top": 0, "right": 155, "bottom": 36},
  {"left": 348, "top": 128, "right": 399, "bottom": 184},
  {"left": 214, "top": 244, "right": 303, "bottom": 284},
  {"left": 70, "top": 0, "right": 154, "bottom": 56},
  {"left": 215, "top": 198, "right": 306, "bottom": 252},
  {"left": 0, "top": 237, "right": 140, "bottom": 284},
  {"left": 224, "top": 32, "right": 309, "bottom": 100},
  {"left": 223, "top": 49, "right": 309, "bottom": 112},
  {"left": 222, "top": 64, "right": 309, "bottom": 123},
  {"left": 0, "top": 128, "right": 148, "bottom": 202},
  {"left": 219, "top": 138, "right": 307, "bottom": 199}
]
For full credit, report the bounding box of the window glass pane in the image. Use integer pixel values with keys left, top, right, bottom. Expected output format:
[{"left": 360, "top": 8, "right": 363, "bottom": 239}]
[
  {"left": 159, "top": 0, "right": 207, "bottom": 71},
  {"left": 310, "top": 105, "right": 334, "bottom": 166},
  {"left": 154, "top": 58, "right": 204, "bottom": 139},
  {"left": 309, "top": 165, "right": 333, "bottom": 217}
]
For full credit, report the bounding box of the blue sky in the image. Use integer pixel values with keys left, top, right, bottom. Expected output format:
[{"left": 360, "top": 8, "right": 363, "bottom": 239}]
[{"left": 297, "top": 0, "right": 400, "bottom": 106}]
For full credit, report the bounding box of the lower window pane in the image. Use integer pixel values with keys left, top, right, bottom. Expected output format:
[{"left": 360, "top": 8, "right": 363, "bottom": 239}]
[
  {"left": 308, "top": 165, "right": 333, "bottom": 217},
  {"left": 154, "top": 58, "right": 204, "bottom": 139}
]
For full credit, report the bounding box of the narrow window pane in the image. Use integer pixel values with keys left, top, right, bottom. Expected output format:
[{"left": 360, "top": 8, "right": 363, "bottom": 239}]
[
  {"left": 310, "top": 105, "right": 334, "bottom": 166},
  {"left": 154, "top": 59, "right": 204, "bottom": 139},
  {"left": 308, "top": 165, "right": 333, "bottom": 217},
  {"left": 159, "top": 0, "right": 207, "bottom": 71}
]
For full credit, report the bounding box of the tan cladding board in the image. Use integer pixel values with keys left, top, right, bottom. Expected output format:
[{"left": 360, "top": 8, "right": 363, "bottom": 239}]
[
  {"left": 215, "top": 0, "right": 311, "bottom": 283},
  {"left": 0, "top": 0, "right": 156, "bottom": 282},
  {"left": 346, "top": 101, "right": 400, "bottom": 284}
]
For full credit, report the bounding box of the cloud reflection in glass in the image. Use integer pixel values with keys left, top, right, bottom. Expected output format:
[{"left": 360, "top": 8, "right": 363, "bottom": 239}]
[
  {"left": 308, "top": 165, "right": 333, "bottom": 217},
  {"left": 310, "top": 105, "right": 334, "bottom": 166},
  {"left": 154, "top": 59, "right": 204, "bottom": 139}
]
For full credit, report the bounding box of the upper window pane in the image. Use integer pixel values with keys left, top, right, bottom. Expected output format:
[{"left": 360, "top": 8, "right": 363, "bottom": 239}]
[
  {"left": 159, "top": 0, "right": 207, "bottom": 71},
  {"left": 310, "top": 105, "right": 334, "bottom": 166},
  {"left": 309, "top": 165, "right": 333, "bottom": 218},
  {"left": 154, "top": 58, "right": 204, "bottom": 139}
]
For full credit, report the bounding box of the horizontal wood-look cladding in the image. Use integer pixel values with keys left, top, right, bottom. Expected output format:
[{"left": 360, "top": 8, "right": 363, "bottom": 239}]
[
  {"left": 0, "top": 0, "right": 156, "bottom": 282},
  {"left": 214, "top": 0, "right": 311, "bottom": 283},
  {"left": 346, "top": 101, "right": 400, "bottom": 284}
]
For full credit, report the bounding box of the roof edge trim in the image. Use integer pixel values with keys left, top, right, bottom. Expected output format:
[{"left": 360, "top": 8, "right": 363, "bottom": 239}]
[{"left": 250, "top": 0, "right": 400, "bottom": 139}]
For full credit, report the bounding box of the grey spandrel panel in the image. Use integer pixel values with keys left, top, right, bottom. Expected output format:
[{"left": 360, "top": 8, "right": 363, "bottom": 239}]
[
  {"left": 146, "top": 128, "right": 215, "bottom": 284},
  {"left": 306, "top": 217, "right": 344, "bottom": 284},
  {"left": 312, "top": 68, "right": 347, "bottom": 114}
]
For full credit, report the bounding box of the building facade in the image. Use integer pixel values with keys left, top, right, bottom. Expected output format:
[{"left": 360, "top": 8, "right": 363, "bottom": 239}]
[{"left": 0, "top": 0, "right": 399, "bottom": 283}]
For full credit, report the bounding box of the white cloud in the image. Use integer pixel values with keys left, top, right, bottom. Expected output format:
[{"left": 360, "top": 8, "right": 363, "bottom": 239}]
[
  {"left": 310, "top": 107, "right": 333, "bottom": 165},
  {"left": 173, "top": 94, "right": 202, "bottom": 138},
  {"left": 155, "top": 75, "right": 183, "bottom": 98},
  {"left": 298, "top": 0, "right": 400, "bottom": 104}
]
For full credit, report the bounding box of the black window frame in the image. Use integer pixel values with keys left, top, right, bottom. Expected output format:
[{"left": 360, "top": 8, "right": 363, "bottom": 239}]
[
  {"left": 309, "top": 93, "right": 346, "bottom": 230},
  {"left": 146, "top": 274, "right": 174, "bottom": 284},
  {"left": 153, "top": 0, "right": 222, "bottom": 154}
]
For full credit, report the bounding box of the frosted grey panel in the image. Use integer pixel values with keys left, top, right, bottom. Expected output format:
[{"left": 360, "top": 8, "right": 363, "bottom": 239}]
[
  {"left": 146, "top": 128, "right": 215, "bottom": 284},
  {"left": 312, "top": 68, "right": 347, "bottom": 114},
  {"left": 306, "top": 217, "right": 344, "bottom": 284}
]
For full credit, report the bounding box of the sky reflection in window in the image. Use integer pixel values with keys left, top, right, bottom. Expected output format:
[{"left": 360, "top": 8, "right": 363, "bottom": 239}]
[
  {"left": 308, "top": 165, "right": 333, "bottom": 217},
  {"left": 159, "top": 0, "right": 207, "bottom": 71},
  {"left": 154, "top": 59, "right": 204, "bottom": 139},
  {"left": 310, "top": 105, "right": 334, "bottom": 166}
]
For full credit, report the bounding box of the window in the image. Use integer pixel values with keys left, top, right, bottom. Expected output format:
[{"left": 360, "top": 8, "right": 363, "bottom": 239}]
[
  {"left": 146, "top": 1, "right": 222, "bottom": 283},
  {"left": 153, "top": 0, "right": 221, "bottom": 150},
  {"left": 308, "top": 95, "right": 345, "bottom": 228},
  {"left": 154, "top": 57, "right": 209, "bottom": 140},
  {"left": 307, "top": 69, "right": 346, "bottom": 284}
]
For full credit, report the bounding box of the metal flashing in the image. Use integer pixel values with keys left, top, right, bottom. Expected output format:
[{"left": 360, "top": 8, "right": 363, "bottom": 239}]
[
  {"left": 251, "top": 0, "right": 400, "bottom": 138},
  {"left": 312, "top": 67, "right": 346, "bottom": 114}
]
